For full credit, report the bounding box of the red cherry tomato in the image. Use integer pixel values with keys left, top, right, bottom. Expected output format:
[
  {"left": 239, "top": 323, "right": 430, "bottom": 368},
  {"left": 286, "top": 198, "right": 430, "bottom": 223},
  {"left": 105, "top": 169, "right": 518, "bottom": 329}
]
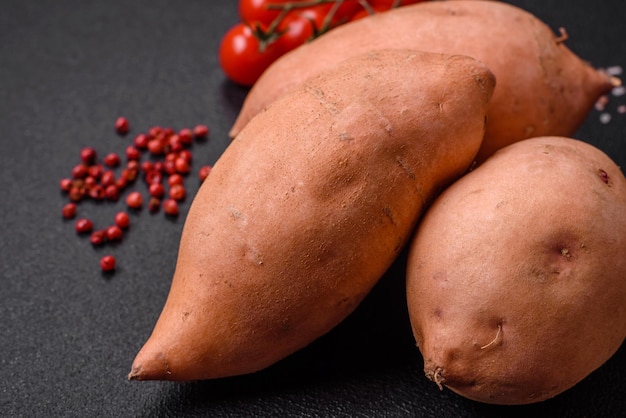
[
  {"left": 276, "top": 12, "right": 316, "bottom": 53},
  {"left": 367, "top": 0, "right": 423, "bottom": 8},
  {"left": 239, "top": 0, "right": 291, "bottom": 26},
  {"left": 219, "top": 22, "right": 284, "bottom": 86},
  {"left": 351, "top": 0, "right": 425, "bottom": 21}
]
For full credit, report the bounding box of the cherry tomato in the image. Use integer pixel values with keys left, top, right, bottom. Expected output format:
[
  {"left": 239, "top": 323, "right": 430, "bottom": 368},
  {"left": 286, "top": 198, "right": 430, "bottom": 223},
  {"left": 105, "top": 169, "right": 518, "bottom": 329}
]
[
  {"left": 239, "top": 0, "right": 291, "bottom": 27},
  {"left": 366, "top": 0, "right": 424, "bottom": 9},
  {"left": 351, "top": 0, "right": 424, "bottom": 21},
  {"left": 276, "top": 12, "right": 316, "bottom": 53},
  {"left": 219, "top": 22, "right": 284, "bottom": 86},
  {"left": 302, "top": 0, "right": 361, "bottom": 32}
]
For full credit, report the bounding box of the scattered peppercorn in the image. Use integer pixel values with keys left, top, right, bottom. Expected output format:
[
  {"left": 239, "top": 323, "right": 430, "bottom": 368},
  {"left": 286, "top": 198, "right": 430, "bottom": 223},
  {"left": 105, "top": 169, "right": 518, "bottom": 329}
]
[
  {"left": 169, "top": 183, "right": 186, "bottom": 201},
  {"left": 90, "top": 230, "right": 107, "bottom": 246},
  {"left": 75, "top": 218, "right": 94, "bottom": 234},
  {"left": 103, "top": 152, "right": 121, "bottom": 167},
  {"left": 115, "top": 211, "right": 130, "bottom": 229},
  {"left": 100, "top": 255, "right": 116, "bottom": 272},
  {"left": 198, "top": 165, "right": 212, "bottom": 182},
  {"left": 115, "top": 117, "right": 129, "bottom": 135},
  {"left": 80, "top": 147, "right": 97, "bottom": 165},
  {"left": 106, "top": 225, "right": 123, "bottom": 241},
  {"left": 62, "top": 203, "right": 77, "bottom": 219},
  {"left": 60, "top": 117, "right": 211, "bottom": 275},
  {"left": 163, "top": 198, "right": 179, "bottom": 216},
  {"left": 126, "top": 191, "right": 143, "bottom": 209}
]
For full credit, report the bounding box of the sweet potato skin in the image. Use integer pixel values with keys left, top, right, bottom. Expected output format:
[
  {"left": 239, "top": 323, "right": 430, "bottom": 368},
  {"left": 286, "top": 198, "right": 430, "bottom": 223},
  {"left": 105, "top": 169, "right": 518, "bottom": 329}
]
[
  {"left": 230, "top": 0, "right": 615, "bottom": 163},
  {"left": 406, "top": 136, "right": 626, "bottom": 404},
  {"left": 128, "top": 50, "right": 494, "bottom": 381}
]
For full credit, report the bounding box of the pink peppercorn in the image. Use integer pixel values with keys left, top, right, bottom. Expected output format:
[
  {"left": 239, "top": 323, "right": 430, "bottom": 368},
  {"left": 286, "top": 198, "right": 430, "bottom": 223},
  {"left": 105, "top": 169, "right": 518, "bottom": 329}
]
[
  {"left": 90, "top": 230, "right": 107, "bottom": 246},
  {"left": 115, "top": 117, "right": 129, "bottom": 135},
  {"left": 163, "top": 198, "right": 179, "bottom": 216},
  {"left": 126, "top": 145, "right": 141, "bottom": 160},
  {"left": 80, "top": 147, "right": 97, "bottom": 165},
  {"left": 126, "top": 191, "right": 143, "bottom": 209},
  {"left": 115, "top": 212, "right": 130, "bottom": 229},
  {"left": 193, "top": 124, "right": 209, "bottom": 138},
  {"left": 100, "top": 255, "right": 116, "bottom": 272},
  {"left": 62, "top": 203, "right": 77, "bottom": 219},
  {"left": 169, "top": 184, "right": 186, "bottom": 201},
  {"left": 106, "top": 225, "right": 123, "bottom": 241},
  {"left": 75, "top": 218, "right": 94, "bottom": 234},
  {"left": 198, "top": 165, "right": 212, "bottom": 182},
  {"left": 103, "top": 152, "right": 121, "bottom": 167}
]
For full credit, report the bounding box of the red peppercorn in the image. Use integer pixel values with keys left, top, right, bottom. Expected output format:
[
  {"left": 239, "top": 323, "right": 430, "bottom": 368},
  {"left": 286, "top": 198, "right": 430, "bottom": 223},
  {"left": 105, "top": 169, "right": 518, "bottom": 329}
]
[
  {"left": 174, "top": 157, "right": 191, "bottom": 175},
  {"left": 178, "top": 128, "right": 193, "bottom": 145},
  {"left": 103, "top": 152, "right": 121, "bottom": 167},
  {"left": 168, "top": 134, "right": 183, "bottom": 153},
  {"left": 169, "top": 184, "right": 186, "bottom": 201},
  {"left": 115, "top": 176, "right": 128, "bottom": 190},
  {"left": 72, "top": 164, "right": 89, "bottom": 179},
  {"left": 88, "top": 164, "right": 104, "bottom": 180},
  {"left": 90, "top": 230, "right": 107, "bottom": 246},
  {"left": 75, "top": 218, "right": 94, "bottom": 234},
  {"left": 178, "top": 149, "right": 192, "bottom": 162},
  {"left": 60, "top": 178, "right": 73, "bottom": 192},
  {"left": 100, "top": 255, "right": 116, "bottom": 272},
  {"left": 126, "top": 145, "right": 141, "bottom": 160},
  {"left": 198, "top": 165, "right": 212, "bottom": 182},
  {"left": 134, "top": 133, "right": 149, "bottom": 149},
  {"left": 84, "top": 176, "right": 97, "bottom": 188},
  {"left": 105, "top": 184, "right": 119, "bottom": 201},
  {"left": 115, "top": 117, "right": 129, "bottom": 135},
  {"left": 145, "top": 170, "right": 163, "bottom": 185},
  {"left": 148, "top": 196, "right": 161, "bottom": 213},
  {"left": 89, "top": 184, "right": 106, "bottom": 200},
  {"left": 141, "top": 161, "right": 154, "bottom": 173},
  {"left": 149, "top": 183, "right": 165, "bottom": 198},
  {"left": 122, "top": 167, "right": 138, "bottom": 183},
  {"left": 168, "top": 173, "right": 184, "bottom": 186},
  {"left": 163, "top": 198, "right": 179, "bottom": 216},
  {"left": 126, "top": 160, "right": 140, "bottom": 172},
  {"left": 148, "top": 126, "right": 162, "bottom": 138},
  {"left": 126, "top": 191, "right": 143, "bottom": 209},
  {"left": 106, "top": 225, "right": 123, "bottom": 241},
  {"left": 163, "top": 159, "right": 177, "bottom": 175},
  {"left": 80, "top": 147, "right": 97, "bottom": 165},
  {"left": 100, "top": 170, "right": 116, "bottom": 187},
  {"left": 147, "top": 139, "right": 164, "bottom": 155},
  {"left": 114, "top": 211, "right": 130, "bottom": 229},
  {"left": 69, "top": 186, "right": 85, "bottom": 202},
  {"left": 62, "top": 203, "right": 77, "bottom": 219},
  {"left": 193, "top": 124, "right": 209, "bottom": 138}
]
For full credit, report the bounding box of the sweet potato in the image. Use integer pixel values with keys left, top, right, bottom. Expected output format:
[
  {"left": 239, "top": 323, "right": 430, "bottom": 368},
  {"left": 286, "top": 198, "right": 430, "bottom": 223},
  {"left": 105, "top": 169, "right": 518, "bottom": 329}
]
[
  {"left": 128, "top": 49, "right": 494, "bottom": 381},
  {"left": 405, "top": 136, "right": 626, "bottom": 404},
  {"left": 229, "top": 0, "right": 616, "bottom": 163}
]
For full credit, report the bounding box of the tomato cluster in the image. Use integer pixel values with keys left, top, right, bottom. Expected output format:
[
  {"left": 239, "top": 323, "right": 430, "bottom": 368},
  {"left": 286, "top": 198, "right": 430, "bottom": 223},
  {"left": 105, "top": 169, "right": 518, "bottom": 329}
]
[{"left": 219, "top": 0, "right": 427, "bottom": 86}]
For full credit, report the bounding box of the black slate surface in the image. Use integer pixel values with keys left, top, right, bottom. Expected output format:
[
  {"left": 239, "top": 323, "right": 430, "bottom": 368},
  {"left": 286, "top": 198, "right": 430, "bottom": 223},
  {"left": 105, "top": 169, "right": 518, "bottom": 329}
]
[{"left": 2, "top": 1, "right": 625, "bottom": 417}]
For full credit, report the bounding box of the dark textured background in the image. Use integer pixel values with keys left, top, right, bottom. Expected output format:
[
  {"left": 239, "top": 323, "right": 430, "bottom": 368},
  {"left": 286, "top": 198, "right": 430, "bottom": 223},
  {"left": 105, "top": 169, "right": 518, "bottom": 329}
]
[{"left": 2, "top": 1, "right": 625, "bottom": 417}]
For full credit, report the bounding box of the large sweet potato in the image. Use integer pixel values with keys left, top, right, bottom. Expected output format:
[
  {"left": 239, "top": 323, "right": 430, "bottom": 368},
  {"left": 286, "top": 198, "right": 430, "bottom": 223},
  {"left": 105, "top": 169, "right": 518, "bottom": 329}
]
[
  {"left": 406, "top": 136, "right": 626, "bottom": 404},
  {"left": 229, "top": 0, "right": 616, "bottom": 163},
  {"left": 128, "top": 49, "right": 494, "bottom": 381}
]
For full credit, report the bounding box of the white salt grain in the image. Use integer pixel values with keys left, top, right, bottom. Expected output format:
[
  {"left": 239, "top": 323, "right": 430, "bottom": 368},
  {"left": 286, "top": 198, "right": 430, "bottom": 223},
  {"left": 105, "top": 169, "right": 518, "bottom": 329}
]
[{"left": 599, "top": 112, "right": 612, "bottom": 124}]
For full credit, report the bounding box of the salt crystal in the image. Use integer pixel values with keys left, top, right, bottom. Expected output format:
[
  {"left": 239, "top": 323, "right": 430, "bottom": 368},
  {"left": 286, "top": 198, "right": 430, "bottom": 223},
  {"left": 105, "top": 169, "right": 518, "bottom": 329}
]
[
  {"left": 595, "top": 95, "right": 609, "bottom": 111},
  {"left": 612, "top": 85, "right": 626, "bottom": 97},
  {"left": 606, "top": 65, "right": 623, "bottom": 76},
  {"left": 599, "top": 112, "right": 612, "bottom": 124}
]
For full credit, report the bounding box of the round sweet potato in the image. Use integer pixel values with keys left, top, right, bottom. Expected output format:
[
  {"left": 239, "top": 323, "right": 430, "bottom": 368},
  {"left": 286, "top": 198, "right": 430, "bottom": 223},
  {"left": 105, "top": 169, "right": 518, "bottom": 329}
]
[
  {"left": 406, "top": 136, "right": 626, "bottom": 404},
  {"left": 229, "top": 0, "right": 616, "bottom": 163},
  {"left": 128, "top": 49, "right": 494, "bottom": 381}
]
